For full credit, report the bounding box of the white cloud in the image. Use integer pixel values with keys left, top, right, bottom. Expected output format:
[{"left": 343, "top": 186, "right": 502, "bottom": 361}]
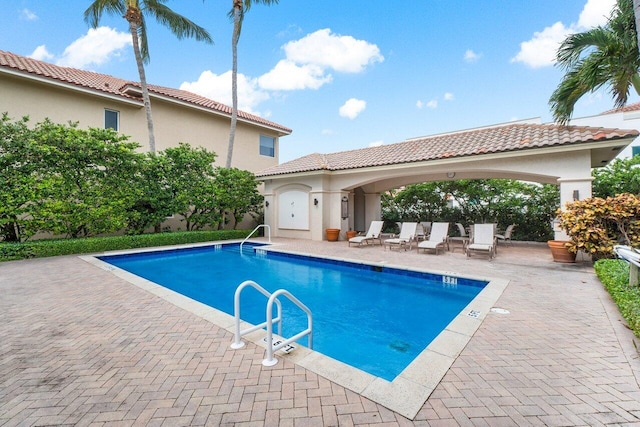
[
  {"left": 464, "top": 49, "right": 481, "bottom": 63},
  {"left": 30, "top": 45, "right": 54, "bottom": 61},
  {"left": 259, "top": 28, "right": 383, "bottom": 91},
  {"left": 20, "top": 8, "right": 38, "bottom": 20},
  {"left": 182, "top": 28, "right": 382, "bottom": 112},
  {"left": 369, "top": 140, "right": 384, "bottom": 147},
  {"left": 321, "top": 129, "right": 334, "bottom": 135},
  {"left": 56, "top": 27, "right": 131, "bottom": 68},
  {"left": 444, "top": 92, "right": 455, "bottom": 101},
  {"left": 339, "top": 98, "right": 366, "bottom": 119},
  {"left": 258, "top": 60, "right": 332, "bottom": 90},
  {"left": 512, "top": 0, "right": 615, "bottom": 68},
  {"left": 417, "top": 99, "right": 439, "bottom": 109},
  {"left": 511, "top": 21, "right": 569, "bottom": 68},
  {"left": 578, "top": 0, "right": 615, "bottom": 28},
  {"left": 284, "top": 28, "right": 384, "bottom": 73},
  {"left": 180, "top": 70, "right": 269, "bottom": 114}
]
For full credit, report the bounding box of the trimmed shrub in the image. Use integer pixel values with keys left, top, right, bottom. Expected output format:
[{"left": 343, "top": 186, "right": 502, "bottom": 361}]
[
  {"left": 0, "top": 229, "right": 251, "bottom": 262},
  {"left": 558, "top": 193, "right": 640, "bottom": 258},
  {"left": 594, "top": 259, "right": 640, "bottom": 338}
]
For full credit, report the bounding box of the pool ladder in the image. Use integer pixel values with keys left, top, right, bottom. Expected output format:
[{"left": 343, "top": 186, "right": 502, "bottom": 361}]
[{"left": 230, "top": 280, "right": 313, "bottom": 366}]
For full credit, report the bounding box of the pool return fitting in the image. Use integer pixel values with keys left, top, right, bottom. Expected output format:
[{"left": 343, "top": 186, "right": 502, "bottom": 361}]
[{"left": 231, "top": 280, "right": 313, "bottom": 366}]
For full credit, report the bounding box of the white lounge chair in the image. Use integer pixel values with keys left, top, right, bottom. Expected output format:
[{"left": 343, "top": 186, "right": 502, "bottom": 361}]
[
  {"left": 466, "top": 224, "right": 497, "bottom": 259},
  {"left": 348, "top": 221, "right": 384, "bottom": 247},
  {"left": 417, "top": 222, "right": 449, "bottom": 254},
  {"left": 384, "top": 222, "right": 418, "bottom": 251}
]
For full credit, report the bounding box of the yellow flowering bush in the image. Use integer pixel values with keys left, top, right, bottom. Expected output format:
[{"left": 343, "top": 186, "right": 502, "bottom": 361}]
[{"left": 558, "top": 193, "right": 640, "bottom": 258}]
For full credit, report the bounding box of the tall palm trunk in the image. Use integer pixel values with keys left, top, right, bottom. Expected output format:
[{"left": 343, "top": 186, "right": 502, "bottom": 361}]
[
  {"left": 226, "top": 2, "right": 241, "bottom": 168},
  {"left": 126, "top": 6, "right": 156, "bottom": 152}
]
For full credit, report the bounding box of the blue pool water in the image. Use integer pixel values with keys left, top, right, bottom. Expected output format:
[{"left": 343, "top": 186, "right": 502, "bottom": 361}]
[{"left": 99, "top": 243, "right": 487, "bottom": 381}]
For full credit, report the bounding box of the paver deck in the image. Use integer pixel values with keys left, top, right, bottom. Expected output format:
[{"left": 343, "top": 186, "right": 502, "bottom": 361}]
[{"left": 1, "top": 239, "right": 640, "bottom": 426}]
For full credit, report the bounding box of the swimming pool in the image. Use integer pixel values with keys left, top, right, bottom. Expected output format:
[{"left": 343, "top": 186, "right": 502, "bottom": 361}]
[{"left": 98, "top": 242, "right": 488, "bottom": 381}]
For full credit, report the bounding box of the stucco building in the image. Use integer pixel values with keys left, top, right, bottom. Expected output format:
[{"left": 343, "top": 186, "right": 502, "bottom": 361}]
[
  {"left": 0, "top": 50, "right": 291, "bottom": 172},
  {"left": 257, "top": 122, "right": 638, "bottom": 241}
]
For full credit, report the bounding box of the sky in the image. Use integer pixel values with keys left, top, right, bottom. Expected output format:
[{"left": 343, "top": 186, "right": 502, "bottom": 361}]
[{"left": 2, "top": 0, "right": 638, "bottom": 163}]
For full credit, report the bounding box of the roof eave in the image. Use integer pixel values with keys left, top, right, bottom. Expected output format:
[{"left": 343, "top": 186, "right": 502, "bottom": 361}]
[
  {"left": 257, "top": 135, "right": 637, "bottom": 179},
  {"left": 0, "top": 66, "right": 143, "bottom": 107},
  {"left": 150, "top": 92, "right": 292, "bottom": 136}
]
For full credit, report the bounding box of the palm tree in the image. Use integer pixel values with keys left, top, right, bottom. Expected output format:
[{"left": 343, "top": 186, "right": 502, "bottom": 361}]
[
  {"left": 84, "top": 0, "right": 213, "bottom": 152},
  {"left": 550, "top": 0, "right": 640, "bottom": 124},
  {"left": 226, "top": 0, "right": 279, "bottom": 168}
]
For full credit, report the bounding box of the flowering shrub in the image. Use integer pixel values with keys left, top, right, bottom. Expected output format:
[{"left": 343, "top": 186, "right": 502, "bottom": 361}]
[{"left": 558, "top": 193, "right": 640, "bottom": 258}]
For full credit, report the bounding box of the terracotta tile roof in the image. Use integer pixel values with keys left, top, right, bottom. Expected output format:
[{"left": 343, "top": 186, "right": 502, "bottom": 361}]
[
  {"left": 0, "top": 50, "right": 291, "bottom": 134},
  {"left": 600, "top": 101, "right": 640, "bottom": 115},
  {"left": 257, "top": 123, "right": 638, "bottom": 177}
]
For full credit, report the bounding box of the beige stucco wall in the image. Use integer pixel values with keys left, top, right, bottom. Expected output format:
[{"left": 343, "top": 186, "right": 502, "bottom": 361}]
[{"left": 0, "top": 73, "right": 280, "bottom": 172}]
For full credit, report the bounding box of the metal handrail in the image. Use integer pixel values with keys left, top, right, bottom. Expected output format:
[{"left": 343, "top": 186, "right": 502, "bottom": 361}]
[
  {"left": 614, "top": 245, "right": 640, "bottom": 286},
  {"left": 240, "top": 224, "right": 271, "bottom": 252},
  {"left": 230, "top": 280, "right": 282, "bottom": 349},
  {"left": 263, "top": 289, "right": 313, "bottom": 367}
]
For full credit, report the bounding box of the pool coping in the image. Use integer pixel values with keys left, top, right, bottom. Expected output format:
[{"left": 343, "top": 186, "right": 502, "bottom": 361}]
[{"left": 80, "top": 240, "right": 509, "bottom": 420}]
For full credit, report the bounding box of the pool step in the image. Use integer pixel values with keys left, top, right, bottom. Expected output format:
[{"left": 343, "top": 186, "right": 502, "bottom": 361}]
[{"left": 262, "top": 337, "right": 296, "bottom": 354}]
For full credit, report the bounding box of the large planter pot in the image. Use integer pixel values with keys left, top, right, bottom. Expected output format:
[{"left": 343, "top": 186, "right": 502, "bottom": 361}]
[
  {"left": 346, "top": 230, "right": 358, "bottom": 240},
  {"left": 326, "top": 228, "right": 340, "bottom": 241},
  {"left": 547, "top": 240, "right": 576, "bottom": 263}
]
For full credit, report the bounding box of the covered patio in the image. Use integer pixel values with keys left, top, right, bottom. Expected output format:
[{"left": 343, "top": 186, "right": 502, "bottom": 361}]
[
  {"left": 258, "top": 122, "right": 638, "bottom": 241},
  {"left": 1, "top": 239, "right": 639, "bottom": 425}
]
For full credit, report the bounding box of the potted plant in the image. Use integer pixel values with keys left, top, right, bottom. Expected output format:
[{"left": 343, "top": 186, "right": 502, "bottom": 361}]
[
  {"left": 325, "top": 228, "right": 340, "bottom": 241},
  {"left": 547, "top": 239, "right": 577, "bottom": 263}
]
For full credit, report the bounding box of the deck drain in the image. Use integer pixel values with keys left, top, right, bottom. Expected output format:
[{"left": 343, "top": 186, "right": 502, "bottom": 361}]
[
  {"left": 490, "top": 307, "right": 510, "bottom": 314},
  {"left": 467, "top": 310, "right": 481, "bottom": 318}
]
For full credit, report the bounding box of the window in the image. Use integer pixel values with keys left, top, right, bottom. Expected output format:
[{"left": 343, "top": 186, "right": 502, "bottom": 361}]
[
  {"left": 104, "top": 109, "right": 119, "bottom": 131},
  {"left": 260, "top": 135, "right": 275, "bottom": 157}
]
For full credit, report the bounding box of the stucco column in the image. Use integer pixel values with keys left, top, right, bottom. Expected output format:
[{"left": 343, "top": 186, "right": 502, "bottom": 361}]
[
  {"left": 364, "top": 192, "right": 382, "bottom": 225},
  {"left": 263, "top": 191, "right": 274, "bottom": 235},
  {"left": 555, "top": 177, "right": 594, "bottom": 240}
]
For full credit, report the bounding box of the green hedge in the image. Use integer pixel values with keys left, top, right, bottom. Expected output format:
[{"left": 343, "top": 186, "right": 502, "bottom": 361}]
[
  {"left": 0, "top": 229, "right": 252, "bottom": 262},
  {"left": 594, "top": 259, "right": 640, "bottom": 338}
]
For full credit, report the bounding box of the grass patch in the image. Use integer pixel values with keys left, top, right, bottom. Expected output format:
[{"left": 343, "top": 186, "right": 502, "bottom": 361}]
[
  {"left": 0, "top": 229, "right": 252, "bottom": 262},
  {"left": 594, "top": 259, "right": 640, "bottom": 338}
]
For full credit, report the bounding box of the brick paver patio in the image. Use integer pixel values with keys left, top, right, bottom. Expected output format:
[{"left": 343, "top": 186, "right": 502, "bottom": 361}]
[{"left": 1, "top": 239, "right": 640, "bottom": 426}]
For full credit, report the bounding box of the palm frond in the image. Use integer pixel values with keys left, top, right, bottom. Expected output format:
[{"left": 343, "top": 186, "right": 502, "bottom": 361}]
[
  {"left": 84, "top": 0, "right": 125, "bottom": 27},
  {"left": 146, "top": 2, "right": 213, "bottom": 43},
  {"left": 138, "top": 15, "right": 150, "bottom": 64},
  {"left": 550, "top": 0, "right": 640, "bottom": 123}
]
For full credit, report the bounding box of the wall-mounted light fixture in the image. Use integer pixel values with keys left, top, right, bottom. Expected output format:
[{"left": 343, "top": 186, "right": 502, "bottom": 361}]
[
  {"left": 572, "top": 190, "right": 580, "bottom": 201},
  {"left": 265, "top": 201, "right": 269, "bottom": 208},
  {"left": 314, "top": 198, "right": 319, "bottom": 206},
  {"left": 341, "top": 196, "right": 349, "bottom": 219}
]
